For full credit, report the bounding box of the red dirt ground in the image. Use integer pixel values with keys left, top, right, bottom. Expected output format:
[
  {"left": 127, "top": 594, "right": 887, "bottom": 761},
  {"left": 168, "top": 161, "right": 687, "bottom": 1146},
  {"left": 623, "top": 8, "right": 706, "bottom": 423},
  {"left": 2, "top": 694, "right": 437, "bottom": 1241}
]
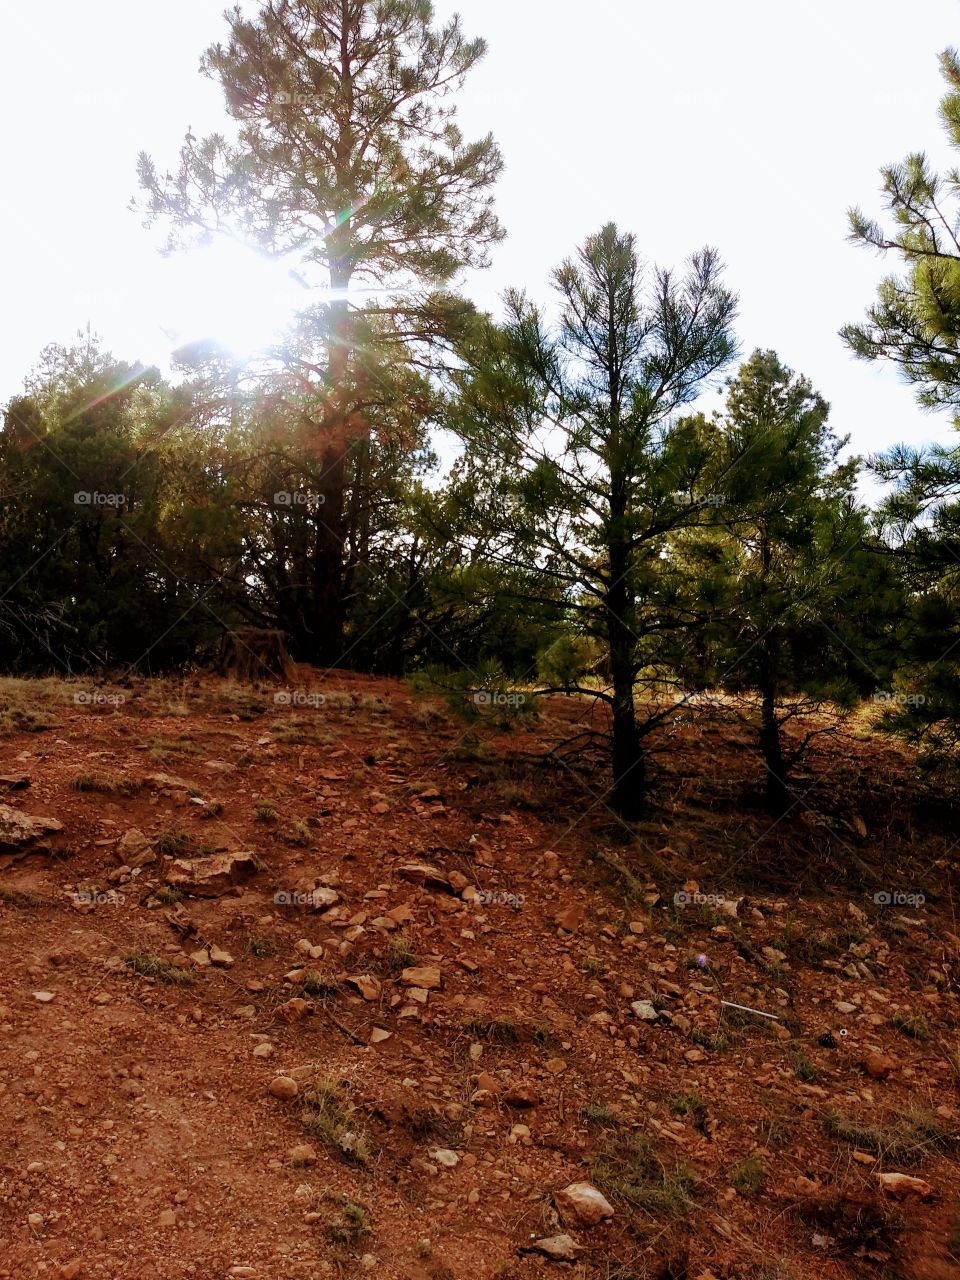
[{"left": 0, "top": 670, "right": 958, "bottom": 1280}]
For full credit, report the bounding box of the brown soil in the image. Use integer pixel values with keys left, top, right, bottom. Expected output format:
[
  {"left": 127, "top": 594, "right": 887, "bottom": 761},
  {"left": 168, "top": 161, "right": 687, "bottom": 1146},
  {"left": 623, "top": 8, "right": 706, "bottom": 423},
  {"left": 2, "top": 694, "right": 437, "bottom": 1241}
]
[{"left": 0, "top": 670, "right": 958, "bottom": 1280}]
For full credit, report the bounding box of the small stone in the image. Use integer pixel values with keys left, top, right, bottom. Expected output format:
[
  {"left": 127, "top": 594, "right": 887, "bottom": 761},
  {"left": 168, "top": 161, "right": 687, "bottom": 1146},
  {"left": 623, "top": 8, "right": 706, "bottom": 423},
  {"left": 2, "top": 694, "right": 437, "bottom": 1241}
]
[
  {"left": 630, "top": 1000, "right": 657, "bottom": 1022},
  {"left": 503, "top": 1083, "right": 540, "bottom": 1108},
  {"left": 115, "top": 828, "right": 155, "bottom": 868},
  {"left": 862, "top": 1052, "right": 897, "bottom": 1080},
  {"left": 684, "top": 1049, "right": 705, "bottom": 1063},
  {"left": 276, "top": 998, "right": 311, "bottom": 1023},
  {"left": 370, "top": 1027, "right": 392, "bottom": 1044},
  {"left": 345, "top": 974, "right": 381, "bottom": 1001},
  {"left": 287, "top": 1144, "right": 318, "bottom": 1167},
  {"left": 27, "top": 1212, "right": 44, "bottom": 1228},
  {"left": 876, "top": 1172, "right": 934, "bottom": 1199},
  {"left": 544, "top": 1058, "right": 566, "bottom": 1076},
  {"left": 554, "top": 906, "right": 584, "bottom": 933},
  {"left": 209, "top": 945, "right": 234, "bottom": 967},
  {"left": 252, "top": 1042, "right": 274, "bottom": 1058},
  {"left": 400, "top": 965, "right": 441, "bottom": 990},
  {"left": 430, "top": 1148, "right": 459, "bottom": 1168},
  {"left": 554, "top": 1181, "right": 615, "bottom": 1227},
  {"left": 32, "top": 991, "right": 55, "bottom": 1003},
  {"left": 268, "top": 1076, "right": 298, "bottom": 1100},
  {"left": 525, "top": 1235, "right": 582, "bottom": 1261},
  {"left": 158, "top": 1209, "right": 177, "bottom": 1227}
]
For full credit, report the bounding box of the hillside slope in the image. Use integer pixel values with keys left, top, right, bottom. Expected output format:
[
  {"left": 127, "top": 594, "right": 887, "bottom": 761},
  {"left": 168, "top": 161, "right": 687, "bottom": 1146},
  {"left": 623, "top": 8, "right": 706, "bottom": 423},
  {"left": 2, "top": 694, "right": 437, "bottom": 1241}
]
[{"left": 0, "top": 672, "right": 958, "bottom": 1280}]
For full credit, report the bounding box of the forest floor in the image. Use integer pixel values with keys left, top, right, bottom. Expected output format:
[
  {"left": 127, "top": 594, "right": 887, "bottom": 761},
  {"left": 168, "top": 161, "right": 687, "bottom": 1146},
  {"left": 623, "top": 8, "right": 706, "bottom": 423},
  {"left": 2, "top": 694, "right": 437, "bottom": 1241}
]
[{"left": 0, "top": 670, "right": 958, "bottom": 1280}]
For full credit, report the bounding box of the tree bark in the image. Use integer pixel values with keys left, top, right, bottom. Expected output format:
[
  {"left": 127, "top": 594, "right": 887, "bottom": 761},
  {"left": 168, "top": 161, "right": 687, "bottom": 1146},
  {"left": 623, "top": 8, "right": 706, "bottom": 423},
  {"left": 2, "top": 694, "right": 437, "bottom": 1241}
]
[{"left": 756, "top": 525, "right": 788, "bottom": 814}]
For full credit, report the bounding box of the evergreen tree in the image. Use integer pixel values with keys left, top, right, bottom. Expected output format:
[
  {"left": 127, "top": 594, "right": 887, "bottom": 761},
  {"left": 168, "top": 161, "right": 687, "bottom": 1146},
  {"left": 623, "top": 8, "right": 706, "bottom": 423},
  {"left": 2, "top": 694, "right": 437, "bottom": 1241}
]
[
  {"left": 844, "top": 45, "right": 960, "bottom": 758},
  {"left": 448, "top": 223, "right": 738, "bottom": 817},
  {"left": 684, "top": 351, "right": 888, "bottom": 812},
  {"left": 135, "top": 0, "right": 503, "bottom": 663}
]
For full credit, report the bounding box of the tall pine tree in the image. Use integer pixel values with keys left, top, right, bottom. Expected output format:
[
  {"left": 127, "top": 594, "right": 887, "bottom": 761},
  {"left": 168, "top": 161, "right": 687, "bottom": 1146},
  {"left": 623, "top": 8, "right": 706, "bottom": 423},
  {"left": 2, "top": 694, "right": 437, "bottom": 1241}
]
[{"left": 135, "top": 0, "right": 503, "bottom": 663}]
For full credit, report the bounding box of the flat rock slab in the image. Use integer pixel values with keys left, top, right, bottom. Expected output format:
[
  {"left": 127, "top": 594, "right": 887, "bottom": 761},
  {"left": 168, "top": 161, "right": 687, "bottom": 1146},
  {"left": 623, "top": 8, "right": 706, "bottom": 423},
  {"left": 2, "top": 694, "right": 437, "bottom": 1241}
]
[
  {"left": 165, "top": 851, "right": 260, "bottom": 897},
  {"left": 145, "top": 772, "right": 198, "bottom": 793},
  {"left": 398, "top": 862, "right": 455, "bottom": 893},
  {"left": 0, "top": 803, "right": 63, "bottom": 857}
]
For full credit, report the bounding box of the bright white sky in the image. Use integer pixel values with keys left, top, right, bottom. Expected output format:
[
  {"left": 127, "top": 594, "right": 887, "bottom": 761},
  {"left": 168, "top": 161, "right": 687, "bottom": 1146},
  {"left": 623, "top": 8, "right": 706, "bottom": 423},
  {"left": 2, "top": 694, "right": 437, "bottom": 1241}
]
[{"left": 2, "top": 0, "right": 960, "bottom": 467}]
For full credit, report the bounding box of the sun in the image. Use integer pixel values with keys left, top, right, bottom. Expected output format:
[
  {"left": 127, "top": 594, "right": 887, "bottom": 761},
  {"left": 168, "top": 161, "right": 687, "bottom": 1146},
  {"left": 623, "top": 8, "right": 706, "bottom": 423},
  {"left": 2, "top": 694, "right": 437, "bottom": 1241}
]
[{"left": 155, "top": 237, "right": 308, "bottom": 360}]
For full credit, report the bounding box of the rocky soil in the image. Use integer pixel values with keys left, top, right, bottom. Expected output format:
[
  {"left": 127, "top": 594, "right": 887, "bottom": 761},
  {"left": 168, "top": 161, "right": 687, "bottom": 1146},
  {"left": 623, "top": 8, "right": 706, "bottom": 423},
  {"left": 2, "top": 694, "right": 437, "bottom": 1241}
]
[{"left": 0, "top": 671, "right": 958, "bottom": 1280}]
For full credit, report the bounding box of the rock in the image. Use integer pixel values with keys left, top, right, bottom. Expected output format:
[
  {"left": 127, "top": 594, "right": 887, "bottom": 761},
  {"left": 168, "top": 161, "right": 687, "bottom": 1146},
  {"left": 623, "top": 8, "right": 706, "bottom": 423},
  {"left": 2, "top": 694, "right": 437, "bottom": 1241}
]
[
  {"left": 164, "top": 851, "right": 260, "bottom": 897},
  {"left": 861, "top": 1052, "right": 897, "bottom": 1080},
  {"left": 208, "top": 945, "right": 234, "bottom": 967},
  {"left": 429, "top": 1148, "right": 459, "bottom": 1168},
  {"left": 268, "top": 1076, "right": 299, "bottom": 1100},
  {"left": 544, "top": 1058, "right": 566, "bottom": 1076},
  {"left": 146, "top": 772, "right": 197, "bottom": 793},
  {"left": 32, "top": 991, "right": 55, "bottom": 1003},
  {"left": 203, "top": 760, "right": 236, "bottom": 774},
  {"left": 0, "top": 774, "right": 30, "bottom": 790},
  {"left": 398, "top": 863, "right": 454, "bottom": 893},
  {"left": 503, "top": 1083, "right": 540, "bottom": 1108},
  {"left": 276, "top": 998, "right": 311, "bottom": 1023},
  {"left": 630, "top": 1000, "right": 658, "bottom": 1021},
  {"left": 118, "top": 1078, "right": 143, "bottom": 1098},
  {"left": 0, "top": 804, "right": 63, "bottom": 857},
  {"left": 157, "top": 1208, "right": 177, "bottom": 1227},
  {"left": 344, "top": 974, "right": 382, "bottom": 1001},
  {"left": 401, "top": 966, "right": 441, "bottom": 990},
  {"left": 252, "top": 1042, "right": 274, "bottom": 1058},
  {"left": 287, "top": 1144, "right": 318, "bottom": 1167},
  {"left": 370, "top": 1027, "right": 392, "bottom": 1044},
  {"left": 554, "top": 1181, "right": 615, "bottom": 1228},
  {"left": 554, "top": 905, "right": 584, "bottom": 932},
  {"left": 684, "top": 1049, "right": 705, "bottom": 1063},
  {"left": 876, "top": 1172, "right": 934, "bottom": 1200},
  {"left": 190, "top": 948, "right": 211, "bottom": 967},
  {"left": 115, "top": 828, "right": 155, "bottom": 868},
  {"left": 523, "top": 1235, "right": 583, "bottom": 1261}
]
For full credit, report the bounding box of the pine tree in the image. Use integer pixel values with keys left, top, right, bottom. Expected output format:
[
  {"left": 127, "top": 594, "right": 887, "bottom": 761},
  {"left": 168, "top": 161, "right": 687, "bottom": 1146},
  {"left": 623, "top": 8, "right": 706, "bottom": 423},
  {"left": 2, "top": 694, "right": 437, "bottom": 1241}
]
[
  {"left": 844, "top": 45, "right": 960, "bottom": 758},
  {"left": 685, "top": 351, "right": 886, "bottom": 812},
  {"left": 448, "top": 223, "right": 738, "bottom": 817},
  {"left": 135, "top": 0, "right": 503, "bottom": 663}
]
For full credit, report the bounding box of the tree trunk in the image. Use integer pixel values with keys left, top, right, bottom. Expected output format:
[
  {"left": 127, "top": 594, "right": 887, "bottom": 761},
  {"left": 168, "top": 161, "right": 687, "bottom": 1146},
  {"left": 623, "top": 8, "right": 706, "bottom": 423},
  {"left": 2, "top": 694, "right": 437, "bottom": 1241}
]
[
  {"left": 307, "top": 254, "right": 351, "bottom": 667},
  {"left": 607, "top": 537, "right": 644, "bottom": 818},
  {"left": 758, "top": 665, "right": 788, "bottom": 814},
  {"left": 756, "top": 526, "right": 787, "bottom": 813},
  {"left": 219, "top": 628, "right": 296, "bottom": 683}
]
